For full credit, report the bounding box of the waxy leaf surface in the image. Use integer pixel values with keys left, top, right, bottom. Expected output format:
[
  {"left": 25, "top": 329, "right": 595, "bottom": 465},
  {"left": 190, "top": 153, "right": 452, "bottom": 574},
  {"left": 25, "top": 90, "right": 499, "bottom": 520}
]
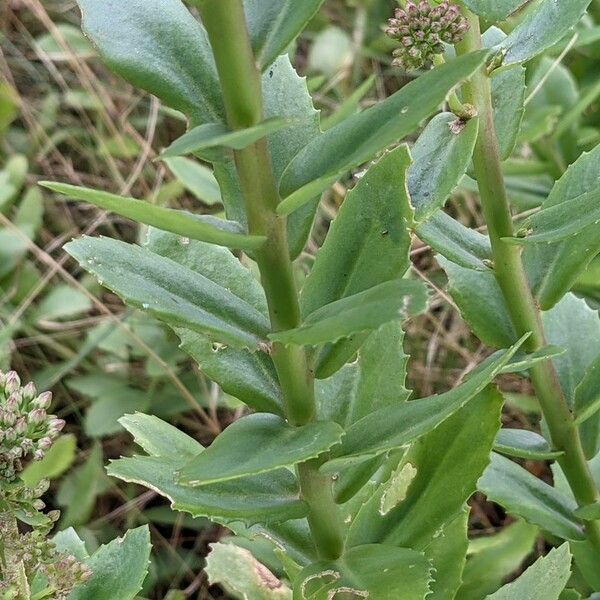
[
  {"left": 42, "top": 182, "right": 265, "bottom": 252},
  {"left": 500, "top": 0, "right": 591, "bottom": 66},
  {"left": 301, "top": 145, "right": 413, "bottom": 317},
  {"left": 408, "top": 112, "right": 478, "bottom": 222},
  {"left": 494, "top": 429, "right": 563, "bottom": 460},
  {"left": 280, "top": 51, "right": 489, "bottom": 200},
  {"left": 272, "top": 279, "right": 427, "bottom": 347},
  {"left": 293, "top": 544, "right": 432, "bottom": 600},
  {"left": 348, "top": 389, "right": 503, "bottom": 549},
  {"left": 161, "top": 117, "right": 293, "bottom": 158},
  {"left": 417, "top": 212, "right": 492, "bottom": 271},
  {"left": 323, "top": 340, "right": 524, "bottom": 471},
  {"left": 109, "top": 415, "right": 307, "bottom": 524},
  {"left": 178, "top": 414, "right": 344, "bottom": 486},
  {"left": 478, "top": 453, "right": 585, "bottom": 541},
  {"left": 437, "top": 256, "right": 516, "bottom": 348},
  {"left": 65, "top": 236, "right": 270, "bottom": 349},
  {"left": 77, "top": 0, "right": 223, "bottom": 125},
  {"left": 462, "top": 0, "right": 528, "bottom": 21},
  {"left": 524, "top": 146, "right": 600, "bottom": 309},
  {"left": 456, "top": 520, "right": 538, "bottom": 600},
  {"left": 68, "top": 526, "right": 151, "bottom": 600},
  {"left": 244, "top": 0, "right": 326, "bottom": 70},
  {"left": 486, "top": 544, "right": 571, "bottom": 600}
]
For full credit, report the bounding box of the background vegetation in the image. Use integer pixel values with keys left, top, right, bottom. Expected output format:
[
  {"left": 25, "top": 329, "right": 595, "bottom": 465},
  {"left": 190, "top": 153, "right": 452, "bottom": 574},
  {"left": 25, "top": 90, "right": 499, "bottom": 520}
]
[{"left": 2, "top": 0, "right": 600, "bottom": 597}]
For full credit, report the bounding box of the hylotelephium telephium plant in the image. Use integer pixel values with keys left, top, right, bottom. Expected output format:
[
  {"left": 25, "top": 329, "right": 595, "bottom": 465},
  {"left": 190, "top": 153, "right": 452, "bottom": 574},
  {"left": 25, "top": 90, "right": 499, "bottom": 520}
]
[
  {"left": 42, "top": 0, "right": 600, "bottom": 597},
  {"left": 0, "top": 370, "right": 91, "bottom": 600}
]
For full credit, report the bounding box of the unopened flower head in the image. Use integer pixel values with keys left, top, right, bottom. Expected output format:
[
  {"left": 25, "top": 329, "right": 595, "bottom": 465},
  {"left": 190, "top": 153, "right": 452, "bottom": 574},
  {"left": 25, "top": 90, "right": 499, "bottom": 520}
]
[
  {"left": 385, "top": 1, "right": 469, "bottom": 71},
  {"left": 0, "top": 370, "right": 62, "bottom": 481}
]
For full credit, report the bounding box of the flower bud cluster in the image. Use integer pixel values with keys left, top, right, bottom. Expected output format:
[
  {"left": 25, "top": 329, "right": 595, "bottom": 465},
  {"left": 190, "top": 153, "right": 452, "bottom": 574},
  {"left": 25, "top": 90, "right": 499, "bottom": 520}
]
[
  {"left": 1, "top": 529, "right": 92, "bottom": 600},
  {"left": 385, "top": 1, "right": 469, "bottom": 71},
  {"left": 44, "top": 554, "right": 93, "bottom": 599},
  {"left": 0, "top": 371, "right": 65, "bottom": 481}
]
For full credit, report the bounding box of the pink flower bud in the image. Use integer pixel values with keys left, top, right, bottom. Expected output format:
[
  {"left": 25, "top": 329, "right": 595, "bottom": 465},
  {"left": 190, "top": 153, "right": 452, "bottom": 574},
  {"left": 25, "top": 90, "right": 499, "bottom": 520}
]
[
  {"left": 33, "top": 391, "right": 52, "bottom": 410},
  {"left": 4, "top": 371, "right": 21, "bottom": 395},
  {"left": 28, "top": 408, "right": 47, "bottom": 425},
  {"left": 22, "top": 382, "right": 37, "bottom": 402}
]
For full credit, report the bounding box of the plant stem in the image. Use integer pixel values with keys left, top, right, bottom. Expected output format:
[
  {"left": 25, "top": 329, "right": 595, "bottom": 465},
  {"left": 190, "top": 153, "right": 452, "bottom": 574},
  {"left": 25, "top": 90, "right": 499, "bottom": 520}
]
[
  {"left": 456, "top": 10, "right": 600, "bottom": 552},
  {"left": 0, "top": 511, "right": 30, "bottom": 598},
  {"left": 195, "top": 0, "right": 344, "bottom": 560}
]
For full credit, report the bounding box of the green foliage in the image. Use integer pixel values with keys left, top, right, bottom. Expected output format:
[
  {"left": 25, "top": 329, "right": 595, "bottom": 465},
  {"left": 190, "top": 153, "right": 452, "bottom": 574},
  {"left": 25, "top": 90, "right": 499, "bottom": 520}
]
[
  {"left": 486, "top": 544, "right": 572, "bottom": 600},
  {"left": 7, "top": 0, "right": 600, "bottom": 596},
  {"left": 177, "top": 414, "right": 344, "bottom": 486},
  {"left": 67, "top": 526, "right": 152, "bottom": 600}
]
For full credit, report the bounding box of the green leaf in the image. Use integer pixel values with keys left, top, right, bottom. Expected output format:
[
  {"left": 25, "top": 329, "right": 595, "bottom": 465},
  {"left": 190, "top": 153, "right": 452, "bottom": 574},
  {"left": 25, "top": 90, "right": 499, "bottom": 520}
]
[
  {"left": 498, "top": 346, "right": 566, "bottom": 375},
  {"left": 478, "top": 453, "right": 585, "bottom": 541},
  {"left": 301, "top": 145, "right": 413, "bottom": 317},
  {"left": 574, "top": 502, "right": 600, "bottom": 521},
  {"left": 542, "top": 294, "right": 600, "bottom": 403},
  {"left": 244, "top": 0, "right": 326, "bottom": 71},
  {"left": 321, "top": 75, "right": 376, "bottom": 131},
  {"left": 322, "top": 340, "right": 524, "bottom": 472},
  {"left": 76, "top": 0, "right": 224, "bottom": 125},
  {"left": 84, "top": 387, "right": 149, "bottom": 438},
  {"left": 21, "top": 434, "right": 77, "bottom": 487},
  {"left": 68, "top": 526, "right": 151, "bottom": 600},
  {"left": 205, "top": 542, "right": 292, "bottom": 599},
  {"left": 574, "top": 355, "right": 600, "bottom": 426},
  {"left": 499, "top": 0, "right": 591, "bottom": 66},
  {"left": 110, "top": 414, "right": 307, "bottom": 523},
  {"left": 64, "top": 236, "right": 270, "bottom": 349},
  {"left": 216, "top": 55, "right": 321, "bottom": 259},
  {"left": 416, "top": 212, "right": 492, "bottom": 271},
  {"left": 52, "top": 528, "right": 89, "bottom": 562},
  {"left": 34, "top": 23, "right": 95, "bottom": 60},
  {"left": 108, "top": 454, "right": 307, "bottom": 525},
  {"left": 293, "top": 545, "right": 432, "bottom": 600},
  {"left": 315, "top": 321, "right": 410, "bottom": 430},
  {"left": 42, "top": 182, "right": 265, "bottom": 252},
  {"left": 279, "top": 51, "right": 489, "bottom": 202},
  {"left": 509, "top": 189, "right": 600, "bottom": 245},
  {"left": 494, "top": 429, "right": 563, "bottom": 460},
  {"left": 408, "top": 113, "right": 479, "bottom": 222},
  {"left": 272, "top": 279, "right": 427, "bottom": 347},
  {"left": 144, "top": 229, "right": 283, "bottom": 412},
  {"left": 145, "top": 227, "right": 268, "bottom": 315},
  {"left": 119, "top": 412, "right": 201, "bottom": 458},
  {"left": 484, "top": 27, "right": 526, "bottom": 161},
  {"left": 542, "top": 294, "right": 600, "bottom": 456},
  {"left": 161, "top": 117, "right": 294, "bottom": 158},
  {"left": 571, "top": 538, "right": 600, "bottom": 591},
  {"left": 177, "top": 414, "right": 344, "bottom": 486},
  {"left": 437, "top": 256, "right": 517, "bottom": 348},
  {"left": 301, "top": 145, "right": 413, "bottom": 377},
  {"left": 455, "top": 520, "right": 538, "bottom": 600},
  {"left": 462, "top": 0, "right": 528, "bottom": 21},
  {"left": 347, "top": 388, "right": 503, "bottom": 549},
  {"left": 486, "top": 544, "right": 572, "bottom": 600},
  {"left": 177, "top": 329, "right": 283, "bottom": 415},
  {"left": 524, "top": 147, "right": 600, "bottom": 309},
  {"left": 347, "top": 321, "right": 411, "bottom": 423},
  {"left": 424, "top": 509, "right": 469, "bottom": 600},
  {"left": 57, "top": 444, "right": 111, "bottom": 528},
  {"left": 34, "top": 284, "right": 91, "bottom": 322},
  {"left": 163, "top": 157, "right": 222, "bottom": 206}
]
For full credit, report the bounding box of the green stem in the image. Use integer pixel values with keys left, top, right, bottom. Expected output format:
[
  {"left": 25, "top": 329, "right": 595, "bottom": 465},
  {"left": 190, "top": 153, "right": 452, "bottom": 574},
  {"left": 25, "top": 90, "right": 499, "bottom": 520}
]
[
  {"left": 0, "top": 512, "right": 30, "bottom": 598},
  {"left": 195, "top": 0, "right": 344, "bottom": 560},
  {"left": 456, "top": 10, "right": 600, "bottom": 552}
]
